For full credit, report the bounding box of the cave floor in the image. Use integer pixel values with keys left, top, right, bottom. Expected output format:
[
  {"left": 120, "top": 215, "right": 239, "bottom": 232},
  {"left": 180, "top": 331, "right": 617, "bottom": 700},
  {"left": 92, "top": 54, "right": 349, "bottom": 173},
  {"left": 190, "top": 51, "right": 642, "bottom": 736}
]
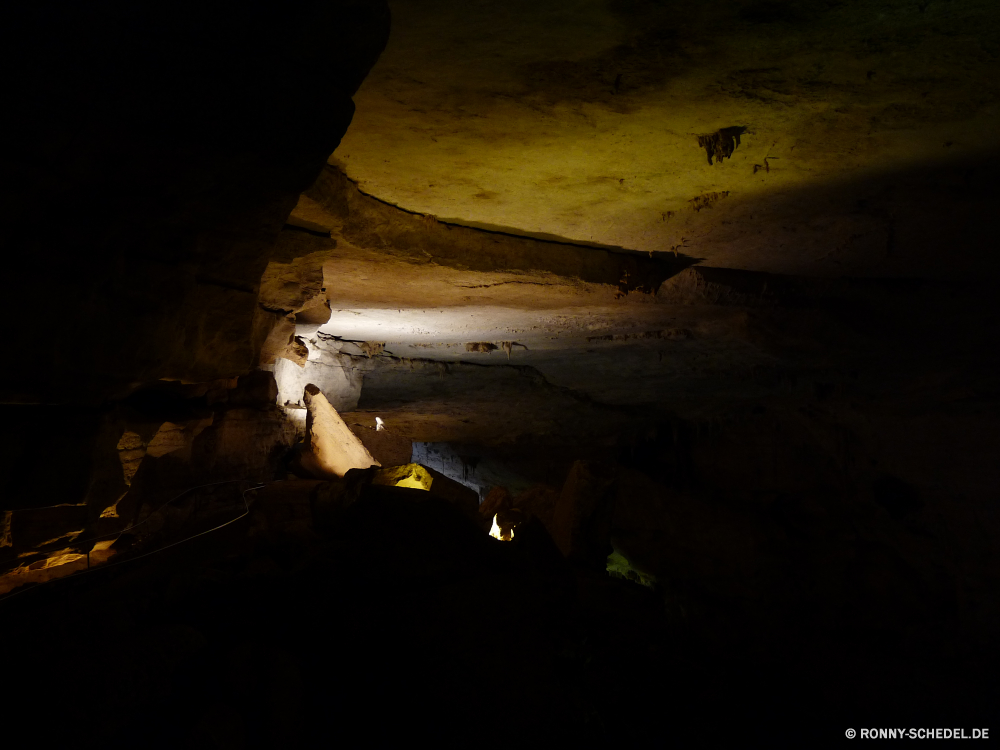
[{"left": 3, "top": 482, "right": 994, "bottom": 748}]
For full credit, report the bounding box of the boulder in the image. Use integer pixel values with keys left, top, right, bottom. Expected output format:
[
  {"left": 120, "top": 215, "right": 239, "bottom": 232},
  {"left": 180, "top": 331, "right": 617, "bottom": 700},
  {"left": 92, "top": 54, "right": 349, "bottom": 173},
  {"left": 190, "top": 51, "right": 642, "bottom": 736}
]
[
  {"left": 373, "top": 463, "right": 434, "bottom": 491},
  {"left": 513, "top": 485, "right": 559, "bottom": 532},
  {"left": 420, "top": 466, "right": 480, "bottom": 525},
  {"left": 374, "top": 463, "right": 481, "bottom": 528},
  {"left": 311, "top": 466, "right": 484, "bottom": 536},
  {"left": 299, "top": 384, "right": 379, "bottom": 479},
  {"left": 145, "top": 418, "right": 214, "bottom": 461},
  {"left": 227, "top": 371, "right": 280, "bottom": 409},
  {"left": 479, "top": 486, "right": 511, "bottom": 520},
  {"left": 551, "top": 461, "right": 618, "bottom": 568},
  {"left": 311, "top": 468, "right": 376, "bottom": 534}
]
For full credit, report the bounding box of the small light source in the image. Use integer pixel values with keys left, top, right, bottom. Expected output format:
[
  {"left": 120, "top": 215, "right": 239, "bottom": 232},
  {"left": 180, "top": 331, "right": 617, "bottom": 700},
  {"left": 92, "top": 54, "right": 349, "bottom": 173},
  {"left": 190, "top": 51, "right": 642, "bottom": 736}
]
[
  {"left": 375, "top": 417, "right": 385, "bottom": 432},
  {"left": 489, "top": 513, "right": 514, "bottom": 542}
]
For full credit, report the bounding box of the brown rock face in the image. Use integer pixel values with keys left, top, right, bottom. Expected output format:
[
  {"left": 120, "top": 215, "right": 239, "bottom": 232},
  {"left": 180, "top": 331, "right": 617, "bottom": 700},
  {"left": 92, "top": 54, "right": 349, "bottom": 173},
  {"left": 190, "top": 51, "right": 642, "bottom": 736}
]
[
  {"left": 417, "top": 465, "right": 481, "bottom": 527},
  {"left": 479, "top": 486, "right": 512, "bottom": 521},
  {"left": 350, "top": 425, "right": 413, "bottom": 467},
  {"left": 512, "top": 485, "right": 559, "bottom": 531},
  {"left": 340, "top": 0, "right": 1000, "bottom": 279},
  {"left": 551, "top": 461, "right": 618, "bottom": 568},
  {"left": 300, "top": 384, "right": 380, "bottom": 479},
  {"left": 0, "top": 1, "right": 390, "bottom": 404},
  {"left": 1, "top": 2, "right": 997, "bottom": 742}
]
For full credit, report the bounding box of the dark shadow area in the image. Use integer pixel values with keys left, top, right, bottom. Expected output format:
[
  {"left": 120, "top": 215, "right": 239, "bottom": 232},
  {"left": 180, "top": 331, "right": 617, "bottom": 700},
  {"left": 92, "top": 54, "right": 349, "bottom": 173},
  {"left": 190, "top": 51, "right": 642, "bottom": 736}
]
[
  {"left": 691, "top": 148, "right": 1000, "bottom": 280},
  {"left": 0, "top": 1, "right": 390, "bottom": 404},
  {"left": 1, "top": 2, "right": 998, "bottom": 746},
  {"left": 2, "top": 479, "right": 995, "bottom": 747},
  {"left": 0, "top": 405, "right": 106, "bottom": 512}
]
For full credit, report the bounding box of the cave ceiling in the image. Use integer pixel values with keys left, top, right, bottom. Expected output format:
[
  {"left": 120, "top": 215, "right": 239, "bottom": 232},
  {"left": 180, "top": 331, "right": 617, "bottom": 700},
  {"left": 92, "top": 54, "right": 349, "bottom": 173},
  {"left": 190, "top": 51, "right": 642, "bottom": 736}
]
[
  {"left": 336, "top": 0, "right": 1000, "bottom": 278},
  {"left": 2, "top": 0, "right": 997, "bottom": 510},
  {"left": 4, "top": 2, "right": 1000, "bottom": 735},
  {"left": 259, "top": 0, "right": 1000, "bottom": 455}
]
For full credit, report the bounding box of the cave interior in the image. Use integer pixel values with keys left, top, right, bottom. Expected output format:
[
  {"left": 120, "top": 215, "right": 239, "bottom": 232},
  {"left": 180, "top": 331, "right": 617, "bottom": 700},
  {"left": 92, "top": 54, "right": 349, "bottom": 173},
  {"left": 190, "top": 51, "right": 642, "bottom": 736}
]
[{"left": 2, "top": 0, "right": 999, "bottom": 745}]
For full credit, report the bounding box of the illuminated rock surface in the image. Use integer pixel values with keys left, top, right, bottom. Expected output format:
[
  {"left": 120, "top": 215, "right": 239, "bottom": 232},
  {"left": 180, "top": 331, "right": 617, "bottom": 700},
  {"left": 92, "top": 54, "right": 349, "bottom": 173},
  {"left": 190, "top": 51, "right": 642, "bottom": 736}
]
[
  {"left": 300, "top": 384, "right": 381, "bottom": 478},
  {"left": 1, "top": 0, "right": 999, "bottom": 745},
  {"left": 341, "top": 0, "right": 1000, "bottom": 278}
]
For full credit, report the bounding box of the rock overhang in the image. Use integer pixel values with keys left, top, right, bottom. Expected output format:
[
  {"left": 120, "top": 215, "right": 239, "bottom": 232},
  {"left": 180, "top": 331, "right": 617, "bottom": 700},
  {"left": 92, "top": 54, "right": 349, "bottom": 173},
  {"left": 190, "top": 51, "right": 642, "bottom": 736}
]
[{"left": 335, "top": 0, "right": 1000, "bottom": 278}]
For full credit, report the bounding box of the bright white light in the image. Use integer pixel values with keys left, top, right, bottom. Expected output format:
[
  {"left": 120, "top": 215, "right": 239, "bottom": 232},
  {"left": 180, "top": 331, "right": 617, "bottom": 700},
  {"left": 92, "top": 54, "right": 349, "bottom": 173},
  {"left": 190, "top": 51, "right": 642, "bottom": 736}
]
[
  {"left": 375, "top": 417, "right": 385, "bottom": 431},
  {"left": 489, "top": 513, "right": 513, "bottom": 541},
  {"left": 320, "top": 306, "right": 547, "bottom": 343}
]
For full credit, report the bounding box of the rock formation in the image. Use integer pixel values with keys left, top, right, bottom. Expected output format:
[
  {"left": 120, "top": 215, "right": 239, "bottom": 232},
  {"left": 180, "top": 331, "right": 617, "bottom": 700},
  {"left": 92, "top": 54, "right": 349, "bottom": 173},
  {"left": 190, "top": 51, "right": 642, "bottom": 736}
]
[
  {"left": 299, "top": 384, "right": 380, "bottom": 478},
  {"left": 1, "top": 0, "right": 998, "bottom": 745}
]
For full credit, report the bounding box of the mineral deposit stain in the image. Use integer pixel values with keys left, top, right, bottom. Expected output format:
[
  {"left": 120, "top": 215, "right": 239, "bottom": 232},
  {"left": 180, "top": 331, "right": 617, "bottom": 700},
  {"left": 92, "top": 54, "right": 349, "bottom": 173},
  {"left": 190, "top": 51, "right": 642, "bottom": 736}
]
[{"left": 696, "top": 126, "right": 748, "bottom": 165}]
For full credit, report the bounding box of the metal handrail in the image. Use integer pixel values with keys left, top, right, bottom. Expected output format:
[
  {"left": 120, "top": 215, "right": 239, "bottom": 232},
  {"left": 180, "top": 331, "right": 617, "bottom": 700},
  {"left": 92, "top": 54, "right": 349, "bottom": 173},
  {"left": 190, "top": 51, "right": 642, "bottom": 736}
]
[{"left": 0, "top": 479, "right": 264, "bottom": 606}]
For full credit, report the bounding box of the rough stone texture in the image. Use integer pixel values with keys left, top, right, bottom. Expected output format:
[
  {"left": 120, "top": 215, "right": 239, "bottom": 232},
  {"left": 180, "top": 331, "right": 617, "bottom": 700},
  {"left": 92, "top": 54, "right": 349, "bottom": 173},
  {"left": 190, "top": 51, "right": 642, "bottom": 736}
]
[
  {"left": 512, "top": 485, "right": 560, "bottom": 532},
  {"left": 300, "top": 384, "right": 380, "bottom": 479},
  {"left": 278, "top": 163, "right": 998, "bottom": 568},
  {"left": 350, "top": 425, "right": 413, "bottom": 467},
  {"left": 2, "top": 480, "right": 595, "bottom": 745},
  {"left": 0, "top": 1, "right": 390, "bottom": 404},
  {"left": 3, "top": 504, "right": 88, "bottom": 552},
  {"left": 418, "top": 465, "right": 482, "bottom": 527},
  {"left": 227, "top": 371, "right": 280, "bottom": 409},
  {"left": 372, "top": 462, "right": 482, "bottom": 527},
  {"left": 108, "top": 408, "right": 296, "bottom": 538},
  {"left": 257, "top": 231, "right": 342, "bottom": 365},
  {"left": 277, "top": 252, "right": 1000, "bottom": 551},
  {"left": 339, "top": 0, "right": 1000, "bottom": 279},
  {"left": 145, "top": 419, "right": 215, "bottom": 460},
  {"left": 1, "top": 1, "right": 998, "bottom": 741},
  {"left": 0, "top": 374, "right": 299, "bottom": 592},
  {"left": 192, "top": 408, "right": 297, "bottom": 483},
  {"left": 292, "top": 164, "right": 695, "bottom": 291},
  {"left": 0, "top": 548, "right": 90, "bottom": 595},
  {"left": 117, "top": 430, "right": 150, "bottom": 485},
  {"left": 551, "top": 461, "right": 619, "bottom": 568},
  {"left": 479, "top": 486, "right": 512, "bottom": 520},
  {"left": 410, "top": 442, "right": 538, "bottom": 500},
  {"left": 260, "top": 167, "right": 998, "bottom": 503},
  {"left": 373, "top": 463, "right": 434, "bottom": 489},
  {"left": 0, "top": 0, "right": 390, "bottom": 583},
  {"left": 2, "top": 445, "right": 995, "bottom": 746}
]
